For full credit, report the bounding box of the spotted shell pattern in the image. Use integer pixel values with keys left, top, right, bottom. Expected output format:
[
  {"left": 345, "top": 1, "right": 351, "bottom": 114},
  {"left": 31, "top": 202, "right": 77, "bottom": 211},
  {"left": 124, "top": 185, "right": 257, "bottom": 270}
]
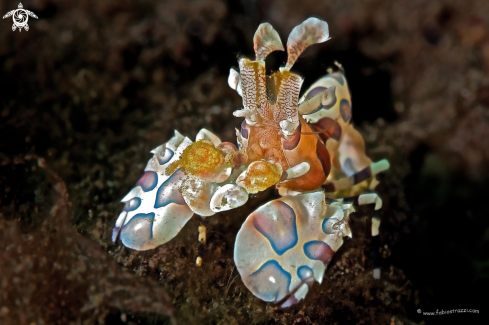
[
  {"left": 113, "top": 131, "right": 195, "bottom": 250},
  {"left": 300, "top": 72, "right": 353, "bottom": 176},
  {"left": 234, "top": 192, "right": 353, "bottom": 307}
]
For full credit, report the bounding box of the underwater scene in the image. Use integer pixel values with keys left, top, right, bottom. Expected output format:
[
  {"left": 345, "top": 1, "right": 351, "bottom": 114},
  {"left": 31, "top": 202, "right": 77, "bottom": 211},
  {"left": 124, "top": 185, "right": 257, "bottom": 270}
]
[{"left": 0, "top": 0, "right": 487, "bottom": 324}]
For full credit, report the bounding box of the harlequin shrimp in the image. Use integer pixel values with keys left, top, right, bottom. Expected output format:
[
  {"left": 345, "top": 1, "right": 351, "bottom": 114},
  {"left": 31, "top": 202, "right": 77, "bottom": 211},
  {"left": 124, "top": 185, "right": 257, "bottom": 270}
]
[{"left": 112, "top": 17, "right": 390, "bottom": 307}]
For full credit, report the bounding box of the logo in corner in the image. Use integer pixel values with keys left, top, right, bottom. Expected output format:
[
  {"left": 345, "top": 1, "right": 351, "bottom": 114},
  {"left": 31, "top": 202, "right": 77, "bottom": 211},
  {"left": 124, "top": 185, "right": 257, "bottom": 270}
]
[{"left": 3, "top": 3, "right": 38, "bottom": 32}]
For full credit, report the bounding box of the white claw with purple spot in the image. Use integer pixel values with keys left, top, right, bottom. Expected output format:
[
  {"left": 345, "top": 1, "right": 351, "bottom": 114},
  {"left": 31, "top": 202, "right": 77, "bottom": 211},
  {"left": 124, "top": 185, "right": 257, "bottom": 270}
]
[{"left": 234, "top": 192, "right": 353, "bottom": 307}]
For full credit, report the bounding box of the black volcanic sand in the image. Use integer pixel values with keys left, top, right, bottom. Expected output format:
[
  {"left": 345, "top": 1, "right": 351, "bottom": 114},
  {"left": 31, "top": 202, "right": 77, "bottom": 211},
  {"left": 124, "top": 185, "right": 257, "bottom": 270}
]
[{"left": 1, "top": 0, "right": 487, "bottom": 324}]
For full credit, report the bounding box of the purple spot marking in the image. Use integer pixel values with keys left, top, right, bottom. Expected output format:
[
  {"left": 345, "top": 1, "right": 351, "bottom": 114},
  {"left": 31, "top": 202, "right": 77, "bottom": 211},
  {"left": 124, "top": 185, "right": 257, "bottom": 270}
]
[
  {"left": 123, "top": 197, "right": 141, "bottom": 212},
  {"left": 303, "top": 241, "right": 335, "bottom": 265},
  {"left": 342, "top": 157, "right": 356, "bottom": 176},
  {"left": 321, "top": 218, "right": 340, "bottom": 234},
  {"left": 120, "top": 212, "right": 155, "bottom": 247},
  {"left": 339, "top": 99, "right": 351, "bottom": 122},
  {"left": 241, "top": 120, "right": 249, "bottom": 139},
  {"left": 136, "top": 171, "right": 158, "bottom": 192},
  {"left": 305, "top": 86, "right": 327, "bottom": 100},
  {"left": 253, "top": 201, "right": 298, "bottom": 255},
  {"left": 312, "top": 117, "right": 342, "bottom": 142},
  {"left": 248, "top": 260, "right": 291, "bottom": 302},
  {"left": 316, "top": 139, "right": 331, "bottom": 176},
  {"left": 157, "top": 148, "right": 174, "bottom": 165},
  {"left": 297, "top": 265, "right": 314, "bottom": 280},
  {"left": 303, "top": 87, "right": 332, "bottom": 115},
  {"left": 154, "top": 170, "right": 186, "bottom": 208},
  {"left": 281, "top": 123, "right": 301, "bottom": 150}
]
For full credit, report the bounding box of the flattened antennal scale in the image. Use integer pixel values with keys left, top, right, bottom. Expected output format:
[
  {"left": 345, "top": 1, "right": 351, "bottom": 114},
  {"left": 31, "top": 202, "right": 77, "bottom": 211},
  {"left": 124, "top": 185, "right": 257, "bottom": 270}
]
[
  {"left": 283, "top": 17, "right": 330, "bottom": 71},
  {"left": 228, "top": 23, "right": 284, "bottom": 98},
  {"left": 275, "top": 18, "right": 330, "bottom": 135},
  {"left": 253, "top": 22, "right": 285, "bottom": 61},
  {"left": 276, "top": 72, "right": 303, "bottom": 136}
]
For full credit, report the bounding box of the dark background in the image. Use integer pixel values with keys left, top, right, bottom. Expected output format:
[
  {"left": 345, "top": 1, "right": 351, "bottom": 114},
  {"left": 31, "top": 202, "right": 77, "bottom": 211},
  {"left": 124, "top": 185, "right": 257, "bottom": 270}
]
[{"left": 1, "top": 0, "right": 488, "bottom": 324}]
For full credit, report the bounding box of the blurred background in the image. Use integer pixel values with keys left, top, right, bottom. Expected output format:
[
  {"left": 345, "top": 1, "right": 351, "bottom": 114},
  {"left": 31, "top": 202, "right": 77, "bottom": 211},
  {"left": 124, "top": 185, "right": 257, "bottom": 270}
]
[{"left": 0, "top": 0, "right": 488, "bottom": 324}]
